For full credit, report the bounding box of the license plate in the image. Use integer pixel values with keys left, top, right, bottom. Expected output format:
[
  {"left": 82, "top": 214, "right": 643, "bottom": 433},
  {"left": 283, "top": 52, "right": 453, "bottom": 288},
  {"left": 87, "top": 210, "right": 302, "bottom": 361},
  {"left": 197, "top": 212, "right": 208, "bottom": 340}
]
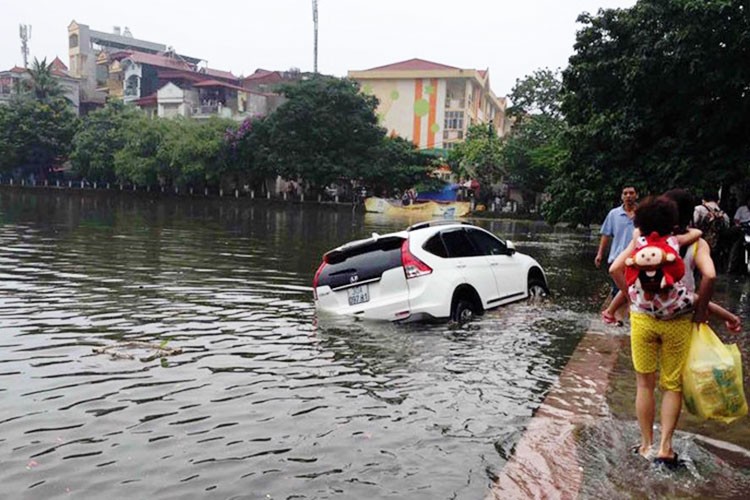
[{"left": 347, "top": 284, "right": 370, "bottom": 306}]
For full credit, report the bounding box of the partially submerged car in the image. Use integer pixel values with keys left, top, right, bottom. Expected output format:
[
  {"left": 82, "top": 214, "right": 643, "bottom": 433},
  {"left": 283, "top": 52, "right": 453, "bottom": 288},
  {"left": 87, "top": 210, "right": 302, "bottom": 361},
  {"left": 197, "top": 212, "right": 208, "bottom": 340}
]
[{"left": 313, "top": 221, "right": 548, "bottom": 322}]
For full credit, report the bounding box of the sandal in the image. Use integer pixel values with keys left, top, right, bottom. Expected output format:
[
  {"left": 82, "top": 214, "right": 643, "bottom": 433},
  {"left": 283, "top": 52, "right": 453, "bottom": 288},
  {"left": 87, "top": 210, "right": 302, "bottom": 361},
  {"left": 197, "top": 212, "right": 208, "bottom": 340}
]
[
  {"left": 602, "top": 311, "right": 624, "bottom": 327},
  {"left": 601, "top": 311, "right": 617, "bottom": 324},
  {"left": 653, "top": 452, "right": 683, "bottom": 470},
  {"left": 631, "top": 444, "right": 655, "bottom": 460}
]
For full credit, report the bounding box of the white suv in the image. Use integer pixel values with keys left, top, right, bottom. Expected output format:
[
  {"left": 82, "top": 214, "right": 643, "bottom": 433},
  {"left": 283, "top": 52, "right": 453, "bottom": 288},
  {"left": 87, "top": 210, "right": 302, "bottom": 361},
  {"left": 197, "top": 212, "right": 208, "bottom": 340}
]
[{"left": 313, "top": 221, "right": 548, "bottom": 322}]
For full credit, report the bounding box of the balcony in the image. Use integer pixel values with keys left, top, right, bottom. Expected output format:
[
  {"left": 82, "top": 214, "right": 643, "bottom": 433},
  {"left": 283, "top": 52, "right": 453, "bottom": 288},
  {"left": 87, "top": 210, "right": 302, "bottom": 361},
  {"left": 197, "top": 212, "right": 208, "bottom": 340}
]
[
  {"left": 193, "top": 104, "right": 220, "bottom": 115},
  {"left": 445, "top": 98, "right": 465, "bottom": 109}
]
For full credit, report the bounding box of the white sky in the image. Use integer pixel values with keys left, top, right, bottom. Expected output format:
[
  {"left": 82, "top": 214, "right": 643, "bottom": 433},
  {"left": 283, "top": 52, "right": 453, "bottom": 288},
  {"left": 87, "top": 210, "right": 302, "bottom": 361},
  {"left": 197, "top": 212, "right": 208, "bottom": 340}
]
[{"left": 1, "top": 0, "right": 636, "bottom": 97}]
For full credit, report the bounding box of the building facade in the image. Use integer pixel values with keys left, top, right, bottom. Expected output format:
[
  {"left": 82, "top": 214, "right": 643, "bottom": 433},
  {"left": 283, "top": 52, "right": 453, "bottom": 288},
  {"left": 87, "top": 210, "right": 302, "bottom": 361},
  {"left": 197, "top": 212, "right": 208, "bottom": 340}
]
[
  {"left": 348, "top": 58, "right": 508, "bottom": 152},
  {"left": 0, "top": 58, "right": 80, "bottom": 115}
]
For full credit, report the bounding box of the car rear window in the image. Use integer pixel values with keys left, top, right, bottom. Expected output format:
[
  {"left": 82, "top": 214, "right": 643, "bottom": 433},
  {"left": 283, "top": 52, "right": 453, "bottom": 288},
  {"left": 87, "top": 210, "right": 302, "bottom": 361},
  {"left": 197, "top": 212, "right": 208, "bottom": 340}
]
[{"left": 318, "top": 237, "right": 404, "bottom": 290}]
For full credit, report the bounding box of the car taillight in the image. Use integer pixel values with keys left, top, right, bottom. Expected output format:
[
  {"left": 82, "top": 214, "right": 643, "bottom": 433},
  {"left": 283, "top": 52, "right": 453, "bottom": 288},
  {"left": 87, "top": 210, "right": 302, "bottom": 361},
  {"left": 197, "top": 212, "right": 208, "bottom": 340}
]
[
  {"left": 312, "top": 261, "right": 326, "bottom": 299},
  {"left": 401, "top": 240, "right": 432, "bottom": 279}
]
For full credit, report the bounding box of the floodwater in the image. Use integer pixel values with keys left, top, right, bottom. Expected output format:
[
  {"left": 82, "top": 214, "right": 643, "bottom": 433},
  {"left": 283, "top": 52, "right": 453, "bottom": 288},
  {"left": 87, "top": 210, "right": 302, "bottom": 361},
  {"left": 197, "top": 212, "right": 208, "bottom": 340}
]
[{"left": 0, "top": 188, "right": 749, "bottom": 499}]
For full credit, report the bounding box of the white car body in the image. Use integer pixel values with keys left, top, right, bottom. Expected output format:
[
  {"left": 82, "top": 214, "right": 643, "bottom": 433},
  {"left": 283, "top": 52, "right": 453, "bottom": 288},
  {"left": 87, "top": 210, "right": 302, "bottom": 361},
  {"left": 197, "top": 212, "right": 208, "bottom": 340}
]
[{"left": 313, "top": 221, "right": 548, "bottom": 322}]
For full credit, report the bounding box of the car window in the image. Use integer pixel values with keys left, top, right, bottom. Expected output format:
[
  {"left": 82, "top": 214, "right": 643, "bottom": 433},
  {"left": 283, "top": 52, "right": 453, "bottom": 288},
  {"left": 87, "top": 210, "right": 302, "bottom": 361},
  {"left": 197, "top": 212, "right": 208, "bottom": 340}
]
[
  {"left": 440, "top": 229, "right": 480, "bottom": 258},
  {"left": 466, "top": 228, "right": 507, "bottom": 256},
  {"left": 318, "top": 237, "right": 404, "bottom": 289},
  {"left": 423, "top": 234, "right": 448, "bottom": 258}
]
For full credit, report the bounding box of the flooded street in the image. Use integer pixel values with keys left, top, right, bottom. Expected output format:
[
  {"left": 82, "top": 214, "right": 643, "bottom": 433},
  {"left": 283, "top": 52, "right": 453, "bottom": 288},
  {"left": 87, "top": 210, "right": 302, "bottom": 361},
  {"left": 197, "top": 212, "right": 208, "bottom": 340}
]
[{"left": 1, "top": 188, "right": 749, "bottom": 499}]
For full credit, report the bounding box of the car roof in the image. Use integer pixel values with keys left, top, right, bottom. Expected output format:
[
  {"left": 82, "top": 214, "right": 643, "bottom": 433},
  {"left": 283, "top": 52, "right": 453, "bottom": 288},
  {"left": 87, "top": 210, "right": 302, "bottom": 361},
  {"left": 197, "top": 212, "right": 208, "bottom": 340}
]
[{"left": 325, "top": 221, "right": 479, "bottom": 255}]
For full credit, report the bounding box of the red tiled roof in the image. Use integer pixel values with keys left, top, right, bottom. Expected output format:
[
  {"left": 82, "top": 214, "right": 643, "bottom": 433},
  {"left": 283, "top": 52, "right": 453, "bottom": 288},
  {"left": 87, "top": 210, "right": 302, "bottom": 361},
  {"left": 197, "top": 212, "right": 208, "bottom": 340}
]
[
  {"left": 158, "top": 69, "right": 209, "bottom": 83},
  {"left": 202, "top": 67, "right": 236, "bottom": 81},
  {"left": 51, "top": 56, "right": 68, "bottom": 72},
  {"left": 123, "top": 51, "right": 194, "bottom": 71},
  {"left": 194, "top": 79, "right": 246, "bottom": 92},
  {"left": 362, "top": 58, "right": 460, "bottom": 72},
  {"left": 10, "top": 66, "right": 27, "bottom": 74},
  {"left": 134, "top": 93, "right": 157, "bottom": 106},
  {"left": 243, "top": 69, "right": 279, "bottom": 81}
]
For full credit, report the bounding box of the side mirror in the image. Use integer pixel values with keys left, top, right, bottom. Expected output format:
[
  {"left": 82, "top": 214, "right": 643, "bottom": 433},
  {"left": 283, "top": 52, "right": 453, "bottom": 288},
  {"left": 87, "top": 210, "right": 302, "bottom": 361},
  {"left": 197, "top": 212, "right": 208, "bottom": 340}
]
[{"left": 506, "top": 240, "right": 516, "bottom": 255}]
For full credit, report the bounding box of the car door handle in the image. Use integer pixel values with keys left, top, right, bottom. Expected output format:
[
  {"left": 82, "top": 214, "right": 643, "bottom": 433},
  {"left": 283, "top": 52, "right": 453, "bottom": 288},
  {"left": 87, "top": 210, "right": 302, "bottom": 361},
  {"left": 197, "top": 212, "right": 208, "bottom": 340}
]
[
  {"left": 456, "top": 264, "right": 466, "bottom": 269},
  {"left": 490, "top": 263, "right": 499, "bottom": 266}
]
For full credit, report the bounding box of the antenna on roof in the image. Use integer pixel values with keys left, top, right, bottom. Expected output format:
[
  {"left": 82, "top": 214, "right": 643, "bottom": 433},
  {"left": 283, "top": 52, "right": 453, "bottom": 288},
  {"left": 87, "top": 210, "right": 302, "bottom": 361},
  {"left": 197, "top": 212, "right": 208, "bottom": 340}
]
[
  {"left": 19, "top": 24, "right": 31, "bottom": 68},
  {"left": 312, "top": 0, "right": 318, "bottom": 74}
]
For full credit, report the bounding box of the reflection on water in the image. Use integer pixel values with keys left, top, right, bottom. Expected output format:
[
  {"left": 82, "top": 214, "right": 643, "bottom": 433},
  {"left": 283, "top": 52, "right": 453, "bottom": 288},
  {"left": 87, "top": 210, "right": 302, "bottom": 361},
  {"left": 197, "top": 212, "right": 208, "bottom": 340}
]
[{"left": 0, "top": 189, "right": 748, "bottom": 498}]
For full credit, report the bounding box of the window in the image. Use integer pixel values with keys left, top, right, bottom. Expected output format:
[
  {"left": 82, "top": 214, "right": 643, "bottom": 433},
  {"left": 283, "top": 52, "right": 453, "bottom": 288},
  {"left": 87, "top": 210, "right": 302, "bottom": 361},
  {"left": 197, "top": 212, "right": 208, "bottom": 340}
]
[
  {"left": 444, "top": 111, "right": 464, "bottom": 130},
  {"left": 69, "top": 34, "right": 79, "bottom": 48},
  {"left": 440, "top": 229, "right": 479, "bottom": 258},
  {"left": 466, "top": 229, "right": 507, "bottom": 256},
  {"left": 423, "top": 234, "right": 448, "bottom": 258},
  {"left": 125, "top": 75, "right": 139, "bottom": 96},
  {"left": 96, "top": 64, "right": 108, "bottom": 86}
]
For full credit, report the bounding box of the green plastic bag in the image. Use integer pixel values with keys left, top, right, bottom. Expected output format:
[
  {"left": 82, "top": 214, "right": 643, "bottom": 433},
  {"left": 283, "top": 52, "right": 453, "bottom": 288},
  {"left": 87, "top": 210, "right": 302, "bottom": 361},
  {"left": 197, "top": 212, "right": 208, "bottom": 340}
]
[{"left": 682, "top": 323, "right": 748, "bottom": 423}]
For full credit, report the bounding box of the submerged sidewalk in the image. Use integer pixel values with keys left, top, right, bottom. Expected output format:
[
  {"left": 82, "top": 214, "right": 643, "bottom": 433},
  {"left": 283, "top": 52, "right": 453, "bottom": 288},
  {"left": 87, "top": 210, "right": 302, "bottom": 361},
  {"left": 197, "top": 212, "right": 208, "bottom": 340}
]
[{"left": 489, "top": 326, "right": 621, "bottom": 499}]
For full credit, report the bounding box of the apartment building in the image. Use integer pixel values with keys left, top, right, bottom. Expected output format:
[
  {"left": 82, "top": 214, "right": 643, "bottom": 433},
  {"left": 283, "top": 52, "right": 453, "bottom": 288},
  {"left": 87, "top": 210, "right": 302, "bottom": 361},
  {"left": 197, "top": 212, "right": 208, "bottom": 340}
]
[{"left": 348, "top": 58, "right": 508, "bottom": 152}]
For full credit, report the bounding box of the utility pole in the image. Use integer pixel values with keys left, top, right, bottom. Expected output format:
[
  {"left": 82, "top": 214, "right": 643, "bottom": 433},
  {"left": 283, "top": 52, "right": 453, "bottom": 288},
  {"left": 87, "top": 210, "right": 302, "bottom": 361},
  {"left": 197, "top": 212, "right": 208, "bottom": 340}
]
[
  {"left": 312, "top": 0, "right": 318, "bottom": 74},
  {"left": 19, "top": 24, "right": 31, "bottom": 68}
]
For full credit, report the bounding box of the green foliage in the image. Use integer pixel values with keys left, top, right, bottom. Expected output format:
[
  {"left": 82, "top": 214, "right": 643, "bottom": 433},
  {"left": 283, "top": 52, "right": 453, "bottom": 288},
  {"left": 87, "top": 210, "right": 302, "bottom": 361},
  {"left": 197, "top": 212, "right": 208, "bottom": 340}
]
[
  {"left": 504, "top": 69, "right": 568, "bottom": 209},
  {"left": 256, "top": 76, "right": 385, "bottom": 191},
  {"left": 363, "top": 136, "right": 436, "bottom": 195},
  {"left": 71, "top": 102, "right": 141, "bottom": 182},
  {"left": 448, "top": 124, "right": 504, "bottom": 200},
  {"left": 228, "top": 117, "right": 276, "bottom": 191},
  {"left": 113, "top": 114, "right": 167, "bottom": 186},
  {"left": 160, "top": 117, "right": 234, "bottom": 187},
  {"left": 550, "top": 0, "right": 750, "bottom": 225},
  {"left": 27, "top": 58, "right": 66, "bottom": 102},
  {"left": 506, "top": 68, "right": 563, "bottom": 120},
  {"left": 0, "top": 96, "right": 78, "bottom": 177},
  {"left": 104, "top": 113, "right": 237, "bottom": 188}
]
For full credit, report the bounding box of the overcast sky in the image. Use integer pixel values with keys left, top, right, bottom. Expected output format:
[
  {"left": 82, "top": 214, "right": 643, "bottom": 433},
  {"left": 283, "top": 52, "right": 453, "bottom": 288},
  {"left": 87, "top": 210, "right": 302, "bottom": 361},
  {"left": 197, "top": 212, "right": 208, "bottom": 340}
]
[{"left": 2, "top": 0, "right": 636, "bottom": 97}]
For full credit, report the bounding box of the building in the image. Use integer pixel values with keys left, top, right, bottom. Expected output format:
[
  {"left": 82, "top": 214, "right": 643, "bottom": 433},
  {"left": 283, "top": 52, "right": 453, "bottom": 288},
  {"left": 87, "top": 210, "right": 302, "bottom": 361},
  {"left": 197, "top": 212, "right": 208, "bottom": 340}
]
[
  {"left": 0, "top": 58, "right": 80, "bottom": 115},
  {"left": 67, "top": 21, "right": 293, "bottom": 121},
  {"left": 68, "top": 21, "right": 201, "bottom": 112},
  {"left": 0, "top": 66, "right": 28, "bottom": 106},
  {"left": 348, "top": 58, "right": 508, "bottom": 152}
]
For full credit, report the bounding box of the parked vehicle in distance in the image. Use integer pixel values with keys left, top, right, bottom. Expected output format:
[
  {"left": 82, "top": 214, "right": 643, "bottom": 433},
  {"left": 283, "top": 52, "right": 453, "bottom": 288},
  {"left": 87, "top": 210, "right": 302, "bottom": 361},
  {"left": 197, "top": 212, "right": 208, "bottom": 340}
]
[{"left": 313, "top": 221, "right": 549, "bottom": 322}]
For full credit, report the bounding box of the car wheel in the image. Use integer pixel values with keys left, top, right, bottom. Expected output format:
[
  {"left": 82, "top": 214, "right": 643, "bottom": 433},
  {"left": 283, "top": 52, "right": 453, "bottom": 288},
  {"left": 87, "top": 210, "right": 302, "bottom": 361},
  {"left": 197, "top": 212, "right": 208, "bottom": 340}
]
[
  {"left": 451, "top": 299, "right": 475, "bottom": 323},
  {"left": 528, "top": 278, "right": 548, "bottom": 301}
]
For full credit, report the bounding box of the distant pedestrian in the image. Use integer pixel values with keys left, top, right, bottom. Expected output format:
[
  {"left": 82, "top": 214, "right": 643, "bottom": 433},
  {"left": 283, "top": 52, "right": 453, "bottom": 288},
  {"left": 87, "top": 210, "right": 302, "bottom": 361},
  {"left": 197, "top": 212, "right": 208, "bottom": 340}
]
[
  {"left": 596, "top": 185, "right": 638, "bottom": 324},
  {"left": 693, "top": 191, "right": 729, "bottom": 269}
]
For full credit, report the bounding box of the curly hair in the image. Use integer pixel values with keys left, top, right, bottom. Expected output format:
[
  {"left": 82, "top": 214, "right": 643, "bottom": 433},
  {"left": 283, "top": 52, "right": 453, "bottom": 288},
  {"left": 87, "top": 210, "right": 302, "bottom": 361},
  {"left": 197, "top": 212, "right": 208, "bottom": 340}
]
[{"left": 634, "top": 195, "right": 678, "bottom": 236}]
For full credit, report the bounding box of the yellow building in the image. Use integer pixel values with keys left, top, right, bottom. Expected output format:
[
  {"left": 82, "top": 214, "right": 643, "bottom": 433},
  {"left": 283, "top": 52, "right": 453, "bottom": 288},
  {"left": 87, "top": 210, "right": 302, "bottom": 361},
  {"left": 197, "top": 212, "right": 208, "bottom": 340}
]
[{"left": 348, "top": 58, "right": 508, "bottom": 152}]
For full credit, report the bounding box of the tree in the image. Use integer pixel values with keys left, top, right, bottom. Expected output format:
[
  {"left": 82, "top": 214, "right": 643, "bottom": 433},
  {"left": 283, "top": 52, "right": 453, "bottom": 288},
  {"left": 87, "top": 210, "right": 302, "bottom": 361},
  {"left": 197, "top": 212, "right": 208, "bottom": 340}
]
[
  {"left": 27, "top": 58, "right": 65, "bottom": 102},
  {"left": 506, "top": 68, "right": 563, "bottom": 120},
  {"left": 160, "top": 117, "right": 234, "bottom": 188},
  {"left": 227, "top": 117, "right": 278, "bottom": 193},
  {"left": 364, "top": 136, "right": 437, "bottom": 195},
  {"left": 0, "top": 96, "right": 78, "bottom": 179},
  {"left": 257, "top": 76, "right": 385, "bottom": 192},
  {"left": 503, "top": 68, "right": 567, "bottom": 210},
  {"left": 71, "top": 102, "right": 142, "bottom": 182},
  {"left": 549, "top": 0, "right": 750, "bottom": 225},
  {"left": 113, "top": 114, "right": 167, "bottom": 186},
  {"left": 448, "top": 124, "right": 504, "bottom": 202}
]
